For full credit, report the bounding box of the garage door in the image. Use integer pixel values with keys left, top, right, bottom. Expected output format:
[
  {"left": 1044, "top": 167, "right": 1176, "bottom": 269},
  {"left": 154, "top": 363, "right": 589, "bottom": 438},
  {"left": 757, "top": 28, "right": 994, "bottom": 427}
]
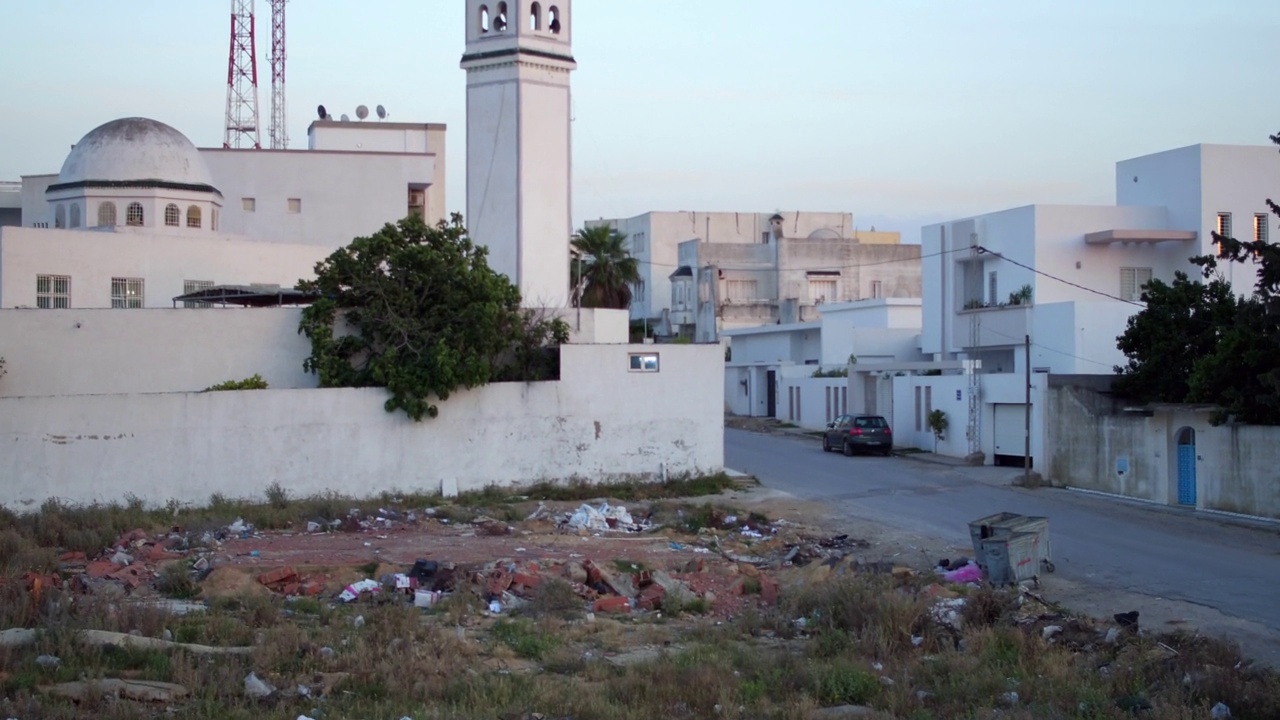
[{"left": 993, "top": 403, "right": 1030, "bottom": 464}]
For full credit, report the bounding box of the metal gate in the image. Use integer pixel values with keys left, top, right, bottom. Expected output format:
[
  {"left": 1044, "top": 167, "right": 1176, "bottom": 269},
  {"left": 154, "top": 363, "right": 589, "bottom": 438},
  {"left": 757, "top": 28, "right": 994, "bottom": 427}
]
[{"left": 1176, "top": 433, "right": 1197, "bottom": 506}]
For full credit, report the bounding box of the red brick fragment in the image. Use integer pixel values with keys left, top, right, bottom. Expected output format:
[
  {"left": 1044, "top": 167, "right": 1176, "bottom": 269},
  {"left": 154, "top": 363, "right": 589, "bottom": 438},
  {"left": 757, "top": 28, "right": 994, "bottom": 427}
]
[
  {"left": 513, "top": 572, "right": 541, "bottom": 589},
  {"left": 759, "top": 574, "right": 779, "bottom": 606},
  {"left": 86, "top": 561, "right": 116, "bottom": 578},
  {"left": 486, "top": 568, "right": 513, "bottom": 596},
  {"left": 582, "top": 560, "right": 603, "bottom": 586},
  {"left": 145, "top": 545, "right": 185, "bottom": 563},
  {"left": 636, "top": 583, "right": 665, "bottom": 611},
  {"left": 593, "top": 595, "right": 631, "bottom": 614},
  {"left": 59, "top": 551, "right": 87, "bottom": 563},
  {"left": 108, "top": 563, "right": 149, "bottom": 588},
  {"left": 257, "top": 566, "right": 299, "bottom": 587}
]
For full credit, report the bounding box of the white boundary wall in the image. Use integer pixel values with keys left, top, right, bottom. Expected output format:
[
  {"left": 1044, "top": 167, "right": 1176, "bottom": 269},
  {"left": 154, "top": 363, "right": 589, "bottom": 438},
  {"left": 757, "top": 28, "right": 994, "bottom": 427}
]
[{"left": 0, "top": 343, "right": 724, "bottom": 510}]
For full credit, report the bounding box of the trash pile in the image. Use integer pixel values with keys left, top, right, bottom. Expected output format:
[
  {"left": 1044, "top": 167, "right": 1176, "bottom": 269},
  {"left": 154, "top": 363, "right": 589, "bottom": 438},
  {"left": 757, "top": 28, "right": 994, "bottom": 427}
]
[{"left": 557, "top": 502, "right": 652, "bottom": 534}]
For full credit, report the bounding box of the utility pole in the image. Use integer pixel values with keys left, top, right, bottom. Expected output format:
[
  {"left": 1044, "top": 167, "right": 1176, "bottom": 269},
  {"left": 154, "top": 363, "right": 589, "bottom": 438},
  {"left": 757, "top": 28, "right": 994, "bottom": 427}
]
[{"left": 1024, "top": 334, "right": 1031, "bottom": 485}]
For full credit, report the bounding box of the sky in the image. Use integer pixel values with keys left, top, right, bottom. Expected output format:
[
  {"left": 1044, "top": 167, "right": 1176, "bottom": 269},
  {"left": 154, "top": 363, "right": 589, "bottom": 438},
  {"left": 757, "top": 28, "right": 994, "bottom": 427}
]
[{"left": 1, "top": 1, "right": 1277, "bottom": 243}]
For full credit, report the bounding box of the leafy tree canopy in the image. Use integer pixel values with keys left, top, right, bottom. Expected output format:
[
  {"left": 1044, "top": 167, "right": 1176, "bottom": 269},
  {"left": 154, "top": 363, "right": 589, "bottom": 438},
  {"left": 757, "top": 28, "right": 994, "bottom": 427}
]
[
  {"left": 297, "top": 213, "right": 569, "bottom": 421},
  {"left": 570, "top": 225, "right": 641, "bottom": 310},
  {"left": 1114, "top": 131, "right": 1280, "bottom": 424}
]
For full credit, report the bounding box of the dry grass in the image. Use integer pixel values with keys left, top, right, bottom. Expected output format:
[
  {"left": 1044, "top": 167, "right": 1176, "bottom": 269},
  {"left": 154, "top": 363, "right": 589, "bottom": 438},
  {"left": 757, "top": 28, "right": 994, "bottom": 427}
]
[{"left": 2, "top": 490, "right": 1278, "bottom": 719}]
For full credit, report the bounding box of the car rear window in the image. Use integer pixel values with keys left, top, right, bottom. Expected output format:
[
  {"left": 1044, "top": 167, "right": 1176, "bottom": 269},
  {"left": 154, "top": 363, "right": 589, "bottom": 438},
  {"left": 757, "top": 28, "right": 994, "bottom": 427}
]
[{"left": 855, "top": 417, "right": 888, "bottom": 428}]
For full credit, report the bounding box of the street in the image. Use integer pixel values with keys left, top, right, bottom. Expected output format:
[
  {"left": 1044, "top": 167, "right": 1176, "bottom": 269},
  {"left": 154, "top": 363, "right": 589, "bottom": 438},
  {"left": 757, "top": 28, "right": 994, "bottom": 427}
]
[{"left": 725, "top": 428, "right": 1280, "bottom": 664}]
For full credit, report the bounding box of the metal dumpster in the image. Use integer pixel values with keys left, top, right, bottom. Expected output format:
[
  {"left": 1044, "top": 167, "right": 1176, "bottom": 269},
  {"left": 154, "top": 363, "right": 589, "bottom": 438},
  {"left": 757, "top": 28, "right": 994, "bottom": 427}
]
[
  {"left": 968, "top": 512, "right": 1055, "bottom": 579},
  {"left": 981, "top": 531, "right": 1048, "bottom": 586}
]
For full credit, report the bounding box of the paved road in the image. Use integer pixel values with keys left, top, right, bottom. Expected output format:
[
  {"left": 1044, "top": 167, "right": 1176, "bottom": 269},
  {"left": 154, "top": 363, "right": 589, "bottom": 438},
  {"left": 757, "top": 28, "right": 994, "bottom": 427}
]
[{"left": 726, "top": 428, "right": 1280, "bottom": 651}]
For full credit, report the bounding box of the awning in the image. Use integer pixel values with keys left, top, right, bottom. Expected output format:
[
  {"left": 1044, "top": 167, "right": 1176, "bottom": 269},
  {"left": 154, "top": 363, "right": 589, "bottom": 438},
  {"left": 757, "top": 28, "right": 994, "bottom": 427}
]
[
  {"left": 1084, "top": 229, "right": 1198, "bottom": 245},
  {"left": 170, "top": 285, "right": 320, "bottom": 308}
]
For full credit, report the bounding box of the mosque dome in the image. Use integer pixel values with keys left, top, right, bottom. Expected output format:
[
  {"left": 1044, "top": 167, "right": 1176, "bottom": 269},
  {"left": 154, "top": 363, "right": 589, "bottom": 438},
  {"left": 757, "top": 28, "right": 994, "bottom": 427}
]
[{"left": 53, "top": 117, "right": 219, "bottom": 193}]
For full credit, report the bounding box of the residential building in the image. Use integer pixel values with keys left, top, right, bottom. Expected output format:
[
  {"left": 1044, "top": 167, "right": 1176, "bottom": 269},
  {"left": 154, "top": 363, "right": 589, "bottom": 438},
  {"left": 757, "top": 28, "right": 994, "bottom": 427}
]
[
  {"left": 901, "top": 143, "right": 1280, "bottom": 468},
  {"left": 723, "top": 298, "right": 928, "bottom": 425},
  {"left": 671, "top": 221, "right": 920, "bottom": 342},
  {"left": 588, "top": 210, "right": 901, "bottom": 325},
  {"left": 0, "top": 182, "right": 19, "bottom": 227}
]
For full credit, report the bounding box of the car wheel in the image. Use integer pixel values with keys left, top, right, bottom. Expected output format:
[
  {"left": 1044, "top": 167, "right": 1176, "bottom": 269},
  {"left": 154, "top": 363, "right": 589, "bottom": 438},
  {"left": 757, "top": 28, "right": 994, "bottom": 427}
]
[
  {"left": 822, "top": 436, "right": 831, "bottom": 452},
  {"left": 842, "top": 441, "right": 854, "bottom": 457}
]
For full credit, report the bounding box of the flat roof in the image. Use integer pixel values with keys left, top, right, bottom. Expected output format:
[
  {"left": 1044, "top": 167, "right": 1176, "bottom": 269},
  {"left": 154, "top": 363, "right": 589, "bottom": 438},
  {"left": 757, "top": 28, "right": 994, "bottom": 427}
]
[
  {"left": 722, "top": 321, "right": 820, "bottom": 337},
  {"left": 307, "top": 120, "right": 447, "bottom": 133}
]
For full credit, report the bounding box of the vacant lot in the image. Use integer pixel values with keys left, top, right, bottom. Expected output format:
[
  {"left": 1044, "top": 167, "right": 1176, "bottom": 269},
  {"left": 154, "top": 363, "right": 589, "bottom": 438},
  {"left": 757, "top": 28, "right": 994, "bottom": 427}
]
[{"left": 0, "top": 475, "right": 1276, "bottom": 719}]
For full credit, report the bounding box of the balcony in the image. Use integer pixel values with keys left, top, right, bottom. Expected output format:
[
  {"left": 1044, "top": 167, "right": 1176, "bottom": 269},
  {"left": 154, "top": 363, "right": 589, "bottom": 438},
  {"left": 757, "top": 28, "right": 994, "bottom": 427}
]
[{"left": 951, "top": 303, "right": 1030, "bottom": 350}]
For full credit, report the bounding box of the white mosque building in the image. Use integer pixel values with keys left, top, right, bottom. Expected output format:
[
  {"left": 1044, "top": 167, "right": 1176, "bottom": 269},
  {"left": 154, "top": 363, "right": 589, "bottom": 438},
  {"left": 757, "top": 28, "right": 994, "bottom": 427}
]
[{"left": 2, "top": 114, "right": 445, "bottom": 309}]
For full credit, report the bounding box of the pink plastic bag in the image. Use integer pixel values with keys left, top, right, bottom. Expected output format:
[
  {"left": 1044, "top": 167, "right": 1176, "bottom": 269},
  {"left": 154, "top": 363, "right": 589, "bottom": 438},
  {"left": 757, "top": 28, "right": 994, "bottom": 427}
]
[{"left": 943, "top": 563, "right": 983, "bottom": 584}]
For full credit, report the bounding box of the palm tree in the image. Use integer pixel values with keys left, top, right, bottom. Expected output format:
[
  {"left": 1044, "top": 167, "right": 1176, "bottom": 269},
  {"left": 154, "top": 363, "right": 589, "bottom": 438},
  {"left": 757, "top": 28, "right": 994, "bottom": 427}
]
[{"left": 570, "top": 225, "right": 642, "bottom": 309}]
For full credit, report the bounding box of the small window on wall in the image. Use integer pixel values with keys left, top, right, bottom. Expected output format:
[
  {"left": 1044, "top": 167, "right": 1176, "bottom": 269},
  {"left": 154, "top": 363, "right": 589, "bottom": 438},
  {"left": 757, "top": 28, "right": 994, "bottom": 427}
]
[
  {"left": 288, "top": 198, "right": 302, "bottom": 214},
  {"left": 69, "top": 204, "right": 81, "bottom": 228},
  {"left": 164, "top": 204, "right": 180, "bottom": 227},
  {"left": 1256, "top": 213, "right": 1269, "bottom": 243},
  {"left": 36, "top": 274, "right": 71, "bottom": 309},
  {"left": 111, "top": 277, "right": 144, "bottom": 309},
  {"left": 98, "top": 202, "right": 117, "bottom": 227},
  {"left": 242, "top": 198, "right": 256, "bottom": 212},
  {"left": 126, "top": 202, "right": 144, "bottom": 226},
  {"left": 186, "top": 205, "right": 202, "bottom": 228},
  {"left": 54, "top": 204, "right": 65, "bottom": 228},
  {"left": 629, "top": 353, "right": 659, "bottom": 372}
]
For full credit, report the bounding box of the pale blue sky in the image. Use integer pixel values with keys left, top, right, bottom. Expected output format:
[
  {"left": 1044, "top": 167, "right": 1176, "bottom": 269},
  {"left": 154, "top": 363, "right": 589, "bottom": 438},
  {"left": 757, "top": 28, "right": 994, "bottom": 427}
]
[{"left": 1, "top": 1, "right": 1276, "bottom": 241}]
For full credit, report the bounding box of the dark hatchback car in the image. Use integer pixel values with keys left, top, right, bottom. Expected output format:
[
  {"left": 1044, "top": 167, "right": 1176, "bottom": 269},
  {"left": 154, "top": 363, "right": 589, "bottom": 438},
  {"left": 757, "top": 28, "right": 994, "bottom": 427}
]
[{"left": 823, "top": 414, "right": 893, "bottom": 456}]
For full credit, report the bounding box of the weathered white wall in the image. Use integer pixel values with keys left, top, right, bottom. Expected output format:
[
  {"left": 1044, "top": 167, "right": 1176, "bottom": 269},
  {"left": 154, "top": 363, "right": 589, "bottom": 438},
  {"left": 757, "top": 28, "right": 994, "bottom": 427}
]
[
  {"left": 1045, "top": 382, "right": 1280, "bottom": 519},
  {"left": 0, "top": 226, "right": 324, "bottom": 309},
  {"left": 18, "top": 174, "right": 57, "bottom": 227},
  {"left": 0, "top": 308, "right": 315, "bottom": 397},
  {"left": 0, "top": 343, "right": 725, "bottom": 509},
  {"left": 201, "top": 147, "right": 441, "bottom": 250},
  {"left": 778, "top": 372, "right": 849, "bottom": 429},
  {"left": 0, "top": 305, "right": 629, "bottom": 399}
]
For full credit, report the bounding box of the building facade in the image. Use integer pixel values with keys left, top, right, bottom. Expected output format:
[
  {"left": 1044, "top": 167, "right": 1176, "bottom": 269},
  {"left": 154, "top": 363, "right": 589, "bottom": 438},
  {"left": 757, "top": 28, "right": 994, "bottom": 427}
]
[
  {"left": 905, "top": 142, "right": 1280, "bottom": 468},
  {"left": 676, "top": 225, "right": 921, "bottom": 342},
  {"left": 589, "top": 211, "right": 900, "bottom": 325}
]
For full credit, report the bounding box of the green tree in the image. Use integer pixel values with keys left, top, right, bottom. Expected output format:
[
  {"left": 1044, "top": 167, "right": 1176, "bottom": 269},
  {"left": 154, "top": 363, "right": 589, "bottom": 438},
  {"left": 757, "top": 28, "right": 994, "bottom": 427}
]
[
  {"left": 1112, "top": 269, "right": 1239, "bottom": 404},
  {"left": 570, "top": 225, "right": 641, "bottom": 310},
  {"left": 1114, "top": 130, "right": 1280, "bottom": 424},
  {"left": 297, "top": 213, "right": 569, "bottom": 421}
]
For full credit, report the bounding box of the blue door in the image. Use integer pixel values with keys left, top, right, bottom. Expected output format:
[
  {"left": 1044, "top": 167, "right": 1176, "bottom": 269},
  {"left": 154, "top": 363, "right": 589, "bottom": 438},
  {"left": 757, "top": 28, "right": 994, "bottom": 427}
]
[{"left": 1176, "top": 442, "right": 1197, "bottom": 506}]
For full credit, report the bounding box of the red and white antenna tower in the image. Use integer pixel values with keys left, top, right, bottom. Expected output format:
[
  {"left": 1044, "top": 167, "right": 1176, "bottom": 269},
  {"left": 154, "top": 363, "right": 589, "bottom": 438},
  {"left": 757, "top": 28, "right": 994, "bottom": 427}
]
[
  {"left": 268, "top": 0, "right": 288, "bottom": 149},
  {"left": 223, "top": 0, "right": 261, "bottom": 149}
]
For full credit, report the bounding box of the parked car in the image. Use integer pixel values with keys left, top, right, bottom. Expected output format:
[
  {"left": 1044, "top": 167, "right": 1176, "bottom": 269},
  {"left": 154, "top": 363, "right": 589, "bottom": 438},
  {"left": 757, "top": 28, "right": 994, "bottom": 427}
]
[{"left": 823, "top": 414, "right": 893, "bottom": 456}]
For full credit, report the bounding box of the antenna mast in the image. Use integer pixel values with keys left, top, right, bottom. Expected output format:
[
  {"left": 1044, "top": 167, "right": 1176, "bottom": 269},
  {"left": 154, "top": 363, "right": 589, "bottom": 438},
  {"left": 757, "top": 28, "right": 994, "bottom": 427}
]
[
  {"left": 224, "top": 0, "right": 262, "bottom": 149},
  {"left": 268, "top": 0, "right": 288, "bottom": 149}
]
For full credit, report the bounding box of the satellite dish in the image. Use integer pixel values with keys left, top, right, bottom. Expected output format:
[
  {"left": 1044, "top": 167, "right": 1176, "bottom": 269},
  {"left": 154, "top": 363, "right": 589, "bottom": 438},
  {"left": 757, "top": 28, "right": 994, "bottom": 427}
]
[
  {"left": 376, "top": 105, "right": 387, "bottom": 120},
  {"left": 340, "top": 113, "right": 350, "bottom": 122},
  {"left": 356, "top": 105, "right": 369, "bottom": 120},
  {"left": 317, "top": 104, "right": 327, "bottom": 119}
]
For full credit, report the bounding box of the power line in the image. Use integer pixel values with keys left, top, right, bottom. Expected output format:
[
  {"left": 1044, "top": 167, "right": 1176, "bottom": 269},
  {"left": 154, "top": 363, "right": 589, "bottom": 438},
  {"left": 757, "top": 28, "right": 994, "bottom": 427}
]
[
  {"left": 975, "top": 246, "right": 1145, "bottom": 307},
  {"left": 980, "top": 325, "right": 1116, "bottom": 369}
]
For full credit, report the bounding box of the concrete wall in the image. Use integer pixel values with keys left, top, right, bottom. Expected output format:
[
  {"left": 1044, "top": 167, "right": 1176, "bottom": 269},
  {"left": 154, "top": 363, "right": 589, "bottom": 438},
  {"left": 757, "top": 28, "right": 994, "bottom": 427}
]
[
  {"left": 779, "top": 372, "right": 850, "bottom": 429},
  {"left": 0, "top": 308, "right": 315, "bottom": 397},
  {"left": 0, "top": 226, "right": 325, "bottom": 309},
  {"left": 1044, "top": 381, "right": 1280, "bottom": 519},
  {"left": 0, "top": 343, "right": 725, "bottom": 509},
  {"left": 1028, "top": 300, "right": 1134, "bottom": 375},
  {"left": 0, "top": 305, "right": 629, "bottom": 399},
  {"left": 19, "top": 174, "right": 57, "bottom": 227},
  {"left": 200, "top": 147, "right": 441, "bottom": 251}
]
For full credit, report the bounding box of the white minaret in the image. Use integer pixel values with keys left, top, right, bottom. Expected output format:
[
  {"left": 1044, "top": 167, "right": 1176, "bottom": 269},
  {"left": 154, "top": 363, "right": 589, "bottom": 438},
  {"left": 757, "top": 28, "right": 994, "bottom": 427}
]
[{"left": 462, "top": 1, "right": 576, "bottom": 308}]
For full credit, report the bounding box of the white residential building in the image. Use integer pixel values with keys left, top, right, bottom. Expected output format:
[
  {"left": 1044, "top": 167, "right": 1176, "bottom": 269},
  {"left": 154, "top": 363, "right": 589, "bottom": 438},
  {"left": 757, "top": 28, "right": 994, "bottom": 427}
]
[
  {"left": 588, "top": 211, "right": 901, "bottom": 325},
  {"left": 723, "top": 298, "right": 928, "bottom": 425},
  {"left": 674, "top": 228, "right": 921, "bottom": 342},
  {"left": 902, "top": 143, "right": 1280, "bottom": 468}
]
